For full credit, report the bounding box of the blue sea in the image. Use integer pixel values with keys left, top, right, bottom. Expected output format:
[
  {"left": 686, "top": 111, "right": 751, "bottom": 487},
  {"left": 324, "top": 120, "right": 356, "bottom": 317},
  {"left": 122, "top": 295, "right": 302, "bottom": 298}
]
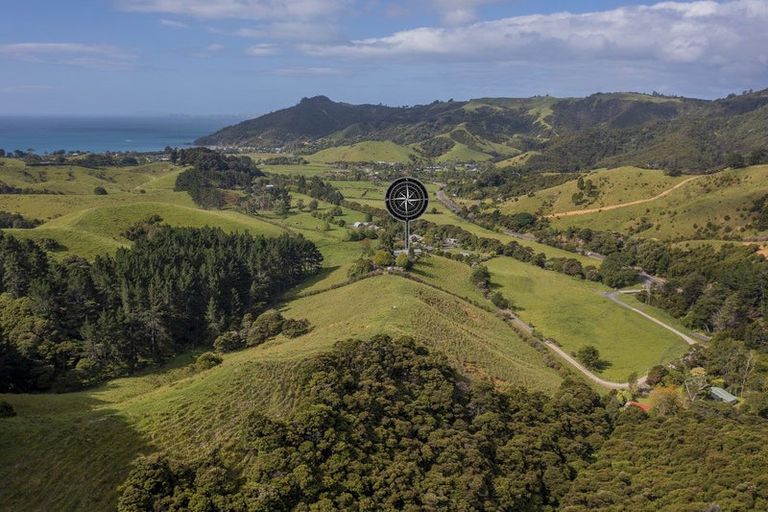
[{"left": 0, "top": 116, "right": 243, "bottom": 154}]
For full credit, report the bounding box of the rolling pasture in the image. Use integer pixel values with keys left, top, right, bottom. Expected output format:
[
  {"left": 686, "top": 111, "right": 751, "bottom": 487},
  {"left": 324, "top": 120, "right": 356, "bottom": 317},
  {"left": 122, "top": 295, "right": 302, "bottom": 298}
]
[
  {"left": 486, "top": 257, "right": 690, "bottom": 381},
  {"left": 497, "top": 166, "right": 690, "bottom": 216},
  {"left": 497, "top": 164, "right": 768, "bottom": 241},
  {"left": 334, "top": 179, "right": 598, "bottom": 265},
  {"left": 307, "top": 141, "right": 417, "bottom": 163},
  {"left": 0, "top": 274, "right": 562, "bottom": 511}
]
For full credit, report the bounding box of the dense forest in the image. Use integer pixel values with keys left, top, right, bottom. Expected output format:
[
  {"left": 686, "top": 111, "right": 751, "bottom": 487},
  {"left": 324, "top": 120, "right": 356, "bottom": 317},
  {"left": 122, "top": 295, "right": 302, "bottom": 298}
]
[
  {"left": 562, "top": 406, "right": 768, "bottom": 511},
  {"left": 174, "top": 148, "right": 265, "bottom": 208},
  {"left": 117, "top": 334, "right": 768, "bottom": 511},
  {"left": 0, "top": 226, "right": 321, "bottom": 392},
  {"left": 118, "top": 335, "right": 613, "bottom": 511}
]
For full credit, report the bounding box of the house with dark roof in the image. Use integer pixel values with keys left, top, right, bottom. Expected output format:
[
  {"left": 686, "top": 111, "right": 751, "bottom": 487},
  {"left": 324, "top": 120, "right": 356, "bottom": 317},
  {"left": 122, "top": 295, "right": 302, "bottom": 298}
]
[{"left": 709, "top": 387, "right": 738, "bottom": 404}]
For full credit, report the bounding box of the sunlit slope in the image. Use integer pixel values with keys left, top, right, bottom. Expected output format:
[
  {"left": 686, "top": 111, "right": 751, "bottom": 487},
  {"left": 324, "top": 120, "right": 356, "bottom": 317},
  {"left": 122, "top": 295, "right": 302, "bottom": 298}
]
[
  {"left": 544, "top": 165, "right": 768, "bottom": 240},
  {"left": 0, "top": 159, "right": 179, "bottom": 194},
  {"left": 487, "top": 257, "right": 690, "bottom": 381},
  {"left": 6, "top": 202, "right": 285, "bottom": 259},
  {"left": 308, "top": 141, "right": 417, "bottom": 163},
  {"left": 0, "top": 274, "right": 562, "bottom": 511},
  {"left": 499, "top": 166, "right": 691, "bottom": 216}
]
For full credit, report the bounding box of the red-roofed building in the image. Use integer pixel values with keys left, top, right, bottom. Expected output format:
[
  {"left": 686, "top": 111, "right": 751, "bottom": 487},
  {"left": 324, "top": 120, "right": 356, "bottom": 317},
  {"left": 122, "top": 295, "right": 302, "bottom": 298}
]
[{"left": 625, "top": 401, "right": 651, "bottom": 413}]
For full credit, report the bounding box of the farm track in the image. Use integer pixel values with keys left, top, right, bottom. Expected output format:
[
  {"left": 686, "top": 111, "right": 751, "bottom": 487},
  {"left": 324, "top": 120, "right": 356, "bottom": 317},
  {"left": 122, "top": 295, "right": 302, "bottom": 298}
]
[
  {"left": 545, "top": 176, "right": 700, "bottom": 218},
  {"left": 432, "top": 183, "right": 701, "bottom": 388}
]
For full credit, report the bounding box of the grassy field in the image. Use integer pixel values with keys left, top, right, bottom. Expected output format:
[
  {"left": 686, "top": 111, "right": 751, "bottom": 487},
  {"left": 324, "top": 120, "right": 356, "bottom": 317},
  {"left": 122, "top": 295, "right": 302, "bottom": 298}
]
[
  {"left": 0, "top": 159, "right": 179, "bottom": 195},
  {"left": 0, "top": 274, "right": 562, "bottom": 511},
  {"left": 436, "top": 140, "right": 493, "bottom": 163},
  {"left": 496, "top": 165, "right": 768, "bottom": 241},
  {"left": 486, "top": 257, "right": 690, "bottom": 381},
  {"left": 307, "top": 141, "right": 417, "bottom": 163},
  {"left": 497, "top": 166, "right": 690, "bottom": 216}
]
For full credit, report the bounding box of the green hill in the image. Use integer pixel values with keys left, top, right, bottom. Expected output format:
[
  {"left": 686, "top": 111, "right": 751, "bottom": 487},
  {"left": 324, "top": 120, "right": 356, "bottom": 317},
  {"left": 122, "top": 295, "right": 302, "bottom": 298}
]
[
  {"left": 6, "top": 202, "right": 285, "bottom": 259},
  {"left": 498, "top": 166, "right": 690, "bottom": 216},
  {"left": 307, "top": 140, "right": 417, "bottom": 163},
  {"left": 541, "top": 164, "right": 768, "bottom": 240},
  {"left": 198, "top": 89, "right": 768, "bottom": 171},
  {"left": 0, "top": 274, "right": 561, "bottom": 511}
]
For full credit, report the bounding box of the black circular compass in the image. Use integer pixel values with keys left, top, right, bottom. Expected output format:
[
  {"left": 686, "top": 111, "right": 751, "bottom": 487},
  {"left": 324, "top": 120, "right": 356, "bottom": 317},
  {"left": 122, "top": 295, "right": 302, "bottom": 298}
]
[{"left": 384, "top": 177, "right": 429, "bottom": 222}]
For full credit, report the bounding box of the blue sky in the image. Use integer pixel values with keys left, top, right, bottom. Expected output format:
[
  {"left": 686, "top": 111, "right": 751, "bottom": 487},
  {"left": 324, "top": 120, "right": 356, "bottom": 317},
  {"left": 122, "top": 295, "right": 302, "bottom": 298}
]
[{"left": 1, "top": 0, "right": 767, "bottom": 116}]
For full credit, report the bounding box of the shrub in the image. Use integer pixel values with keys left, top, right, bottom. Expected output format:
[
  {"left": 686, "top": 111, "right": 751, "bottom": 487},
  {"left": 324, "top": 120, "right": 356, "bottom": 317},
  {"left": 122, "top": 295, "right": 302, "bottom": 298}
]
[
  {"left": 490, "top": 291, "right": 511, "bottom": 310},
  {"left": 246, "top": 310, "right": 284, "bottom": 345},
  {"left": 214, "top": 331, "right": 245, "bottom": 353},
  {"left": 372, "top": 250, "right": 394, "bottom": 267},
  {"left": 282, "top": 318, "right": 311, "bottom": 338},
  {"left": 348, "top": 257, "right": 375, "bottom": 278},
  {"left": 93, "top": 186, "right": 108, "bottom": 195},
  {"left": 0, "top": 401, "right": 16, "bottom": 418},
  {"left": 576, "top": 345, "right": 609, "bottom": 371},
  {"left": 395, "top": 253, "right": 413, "bottom": 270},
  {"left": 195, "top": 352, "right": 223, "bottom": 370}
]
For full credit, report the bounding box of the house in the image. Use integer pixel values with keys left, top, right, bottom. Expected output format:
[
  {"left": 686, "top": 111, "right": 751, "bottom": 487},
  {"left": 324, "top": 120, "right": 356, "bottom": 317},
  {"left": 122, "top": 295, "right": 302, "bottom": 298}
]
[
  {"left": 624, "top": 401, "right": 651, "bottom": 413},
  {"left": 353, "top": 221, "right": 379, "bottom": 230},
  {"left": 444, "top": 237, "right": 460, "bottom": 247},
  {"left": 709, "top": 387, "right": 738, "bottom": 404}
]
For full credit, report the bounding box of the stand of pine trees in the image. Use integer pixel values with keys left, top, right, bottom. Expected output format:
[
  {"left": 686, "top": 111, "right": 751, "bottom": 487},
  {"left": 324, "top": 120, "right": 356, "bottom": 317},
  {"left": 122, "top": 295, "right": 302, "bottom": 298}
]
[{"left": 0, "top": 227, "right": 321, "bottom": 392}]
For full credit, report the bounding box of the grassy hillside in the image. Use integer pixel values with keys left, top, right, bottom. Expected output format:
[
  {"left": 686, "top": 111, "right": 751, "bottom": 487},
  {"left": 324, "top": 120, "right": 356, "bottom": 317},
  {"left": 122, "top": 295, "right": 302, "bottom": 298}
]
[
  {"left": 0, "top": 274, "right": 561, "bottom": 511},
  {"left": 486, "top": 256, "right": 690, "bottom": 381},
  {"left": 543, "top": 164, "right": 768, "bottom": 240},
  {"left": 435, "top": 141, "right": 493, "bottom": 162},
  {"left": 498, "top": 166, "right": 690, "bottom": 215},
  {"left": 6, "top": 202, "right": 285, "bottom": 259},
  {"left": 0, "top": 159, "right": 178, "bottom": 194},
  {"left": 308, "top": 141, "right": 417, "bottom": 163}
]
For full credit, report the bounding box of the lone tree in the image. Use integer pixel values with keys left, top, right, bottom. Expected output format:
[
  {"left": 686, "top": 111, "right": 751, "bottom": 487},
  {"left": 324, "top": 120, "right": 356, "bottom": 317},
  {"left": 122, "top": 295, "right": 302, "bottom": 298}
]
[
  {"left": 470, "top": 265, "right": 491, "bottom": 291},
  {"left": 576, "top": 345, "right": 607, "bottom": 371},
  {"left": 491, "top": 291, "right": 511, "bottom": 310}
]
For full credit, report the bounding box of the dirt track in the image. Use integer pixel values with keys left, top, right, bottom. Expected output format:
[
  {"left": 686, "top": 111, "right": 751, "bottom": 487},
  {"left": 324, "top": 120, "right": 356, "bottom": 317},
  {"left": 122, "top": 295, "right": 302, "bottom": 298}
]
[{"left": 546, "top": 176, "right": 700, "bottom": 218}]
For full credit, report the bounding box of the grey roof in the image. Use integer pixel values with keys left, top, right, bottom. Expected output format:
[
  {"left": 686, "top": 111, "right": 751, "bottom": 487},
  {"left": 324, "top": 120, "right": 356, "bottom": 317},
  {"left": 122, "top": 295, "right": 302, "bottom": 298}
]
[{"left": 709, "top": 387, "right": 738, "bottom": 403}]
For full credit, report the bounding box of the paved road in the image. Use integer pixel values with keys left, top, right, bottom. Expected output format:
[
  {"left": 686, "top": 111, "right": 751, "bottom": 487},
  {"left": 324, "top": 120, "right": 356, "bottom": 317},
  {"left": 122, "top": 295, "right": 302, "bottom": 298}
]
[
  {"left": 435, "top": 189, "right": 462, "bottom": 214},
  {"left": 499, "top": 309, "right": 632, "bottom": 389},
  {"left": 433, "top": 181, "right": 703, "bottom": 389},
  {"left": 604, "top": 290, "right": 700, "bottom": 345}
]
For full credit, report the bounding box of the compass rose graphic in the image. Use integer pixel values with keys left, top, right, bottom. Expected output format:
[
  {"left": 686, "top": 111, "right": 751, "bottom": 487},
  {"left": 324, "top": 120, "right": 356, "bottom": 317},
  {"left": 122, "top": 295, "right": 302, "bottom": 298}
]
[{"left": 385, "top": 177, "right": 429, "bottom": 222}]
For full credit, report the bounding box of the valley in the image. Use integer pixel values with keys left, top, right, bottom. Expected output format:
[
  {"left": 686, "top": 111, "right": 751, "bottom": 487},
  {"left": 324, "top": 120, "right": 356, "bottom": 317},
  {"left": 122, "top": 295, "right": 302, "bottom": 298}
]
[{"left": 2, "top": 95, "right": 768, "bottom": 511}]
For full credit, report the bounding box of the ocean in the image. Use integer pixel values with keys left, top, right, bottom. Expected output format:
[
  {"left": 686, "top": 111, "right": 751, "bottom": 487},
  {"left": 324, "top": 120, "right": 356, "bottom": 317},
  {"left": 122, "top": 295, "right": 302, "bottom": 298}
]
[{"left": 0, "top": 116, "right": 243, "bottom": 154}]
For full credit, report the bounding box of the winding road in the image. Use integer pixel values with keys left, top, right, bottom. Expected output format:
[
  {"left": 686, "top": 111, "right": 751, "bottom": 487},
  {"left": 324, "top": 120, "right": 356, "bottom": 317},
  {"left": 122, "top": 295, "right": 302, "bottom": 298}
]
[{"left": 433, "top": 183, "right": 703, "bottom": 389}]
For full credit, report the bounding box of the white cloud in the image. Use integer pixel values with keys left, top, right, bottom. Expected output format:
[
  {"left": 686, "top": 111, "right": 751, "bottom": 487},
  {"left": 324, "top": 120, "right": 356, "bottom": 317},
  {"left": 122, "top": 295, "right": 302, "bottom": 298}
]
[
  {"left": 0, "top": 43, "right": 135, "bottom": 69},
  {"left": 119, "top": 0, "right": 350, "bottom": 20},
  {"left": 190, "top": 43, "right": 225, "bottom": 58},
  {"left": 159, "top": 18, "right": 188, "bottom": 28},
  {"left": 430, "top": 0, "right": 498, "bottom": 25},
  {"left": 233, "top": 21, "right": 338, "bottom": 41},
  {"left": 245, "top": 43, "right": 278, "bottom": 56},
  {"left": 273, "top": 66, "right": 343, "bottom": 75},
  {"left": 302, "top": 0, "right": 768, "bottom": 70}
]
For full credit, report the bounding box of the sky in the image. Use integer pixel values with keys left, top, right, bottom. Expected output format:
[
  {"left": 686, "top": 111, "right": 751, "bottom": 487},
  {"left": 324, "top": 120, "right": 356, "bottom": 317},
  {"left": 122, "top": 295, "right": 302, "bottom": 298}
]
[{"left": 1, "top": 0, "right": 767, "bottom": 116}]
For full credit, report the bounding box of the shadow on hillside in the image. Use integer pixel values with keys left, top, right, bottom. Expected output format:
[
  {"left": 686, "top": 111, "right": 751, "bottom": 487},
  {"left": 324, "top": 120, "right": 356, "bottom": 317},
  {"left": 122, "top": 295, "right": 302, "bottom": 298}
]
[
  {"left": 0, "top": 392, "right": 154, "bottom": 511},
  {"left": 286, "top": 265, "right": 341, "bottom": 296}
]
